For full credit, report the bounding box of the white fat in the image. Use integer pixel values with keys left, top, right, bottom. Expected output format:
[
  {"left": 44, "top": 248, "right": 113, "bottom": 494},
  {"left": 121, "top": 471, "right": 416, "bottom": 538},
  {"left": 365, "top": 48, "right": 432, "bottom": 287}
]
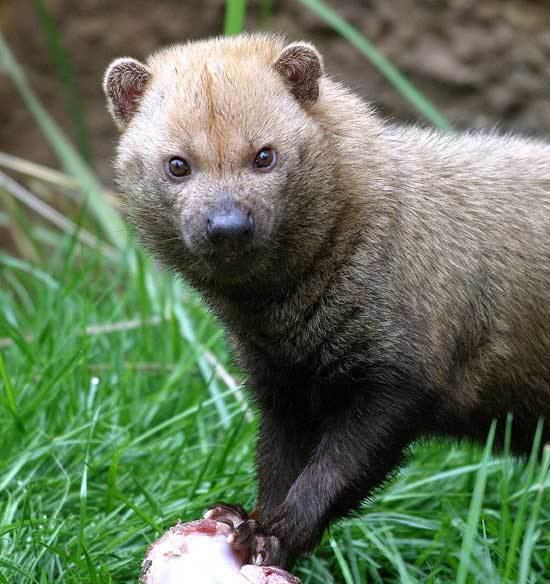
[
  {"left": 142, "top": 521, "right": 299, "bottom": 584},
  {"left": 144, "top": 532, "right": 245, "bottom": 584}
]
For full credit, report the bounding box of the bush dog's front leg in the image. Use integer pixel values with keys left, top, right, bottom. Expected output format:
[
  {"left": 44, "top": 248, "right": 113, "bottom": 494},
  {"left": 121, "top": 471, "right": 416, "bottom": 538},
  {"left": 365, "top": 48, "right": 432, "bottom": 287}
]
[
  {"left": 206, "top": 407, "right": 316, "bottom": 565},
  {"left": 240, "top": 389, "right": 429, "bottom": 567}
]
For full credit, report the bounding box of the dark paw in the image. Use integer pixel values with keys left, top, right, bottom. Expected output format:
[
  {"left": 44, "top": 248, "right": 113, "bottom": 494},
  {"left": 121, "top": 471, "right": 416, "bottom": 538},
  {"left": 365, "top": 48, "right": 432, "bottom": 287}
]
[
  {"left": 203, "top": 502, "right": 249, "bottom": 529},
  {"left": 229, "top": 519, "right": 283, "bottom": 567}
]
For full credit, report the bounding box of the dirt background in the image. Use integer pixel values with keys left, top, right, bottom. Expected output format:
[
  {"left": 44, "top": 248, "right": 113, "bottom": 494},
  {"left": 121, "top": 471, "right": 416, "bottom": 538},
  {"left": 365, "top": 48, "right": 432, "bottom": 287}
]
[{"left": 1, "top": 0, "right": 550, "bottom": 185}]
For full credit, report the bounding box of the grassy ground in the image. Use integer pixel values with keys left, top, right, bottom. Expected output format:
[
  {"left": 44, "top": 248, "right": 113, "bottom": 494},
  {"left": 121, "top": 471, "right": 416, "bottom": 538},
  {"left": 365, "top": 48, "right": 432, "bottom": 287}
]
[
  {"left": 1, "top": 2, "right": 549, "bottom": 582},
  {"left": 0, "top": 230, "right": 549, "bottom": 583}
]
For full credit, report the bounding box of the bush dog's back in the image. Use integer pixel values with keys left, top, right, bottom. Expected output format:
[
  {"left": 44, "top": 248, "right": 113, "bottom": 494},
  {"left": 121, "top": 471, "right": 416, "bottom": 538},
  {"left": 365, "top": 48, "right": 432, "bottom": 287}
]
[{"left": 104, "top": 34, "right": 550, "bottom": 567}]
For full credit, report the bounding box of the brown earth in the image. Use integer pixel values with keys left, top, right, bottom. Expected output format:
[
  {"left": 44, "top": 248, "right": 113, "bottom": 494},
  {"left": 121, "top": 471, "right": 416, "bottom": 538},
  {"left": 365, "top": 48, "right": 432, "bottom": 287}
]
[{"left": 1, "top": 0, "right": 550, "bottom": 185}]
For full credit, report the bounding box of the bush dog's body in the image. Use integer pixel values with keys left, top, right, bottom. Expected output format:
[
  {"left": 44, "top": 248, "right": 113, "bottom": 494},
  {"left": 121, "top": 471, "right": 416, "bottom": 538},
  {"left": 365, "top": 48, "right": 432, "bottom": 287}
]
[{"left": 104, "top": 34, "right": 550, "bottom": 567}]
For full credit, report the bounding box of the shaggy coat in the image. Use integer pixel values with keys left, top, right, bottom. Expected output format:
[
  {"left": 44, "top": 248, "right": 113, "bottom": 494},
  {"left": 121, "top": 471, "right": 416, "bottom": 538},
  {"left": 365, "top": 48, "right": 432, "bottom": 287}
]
[{"left": 104, "top": 34, "right": 550, "bottom": 567}]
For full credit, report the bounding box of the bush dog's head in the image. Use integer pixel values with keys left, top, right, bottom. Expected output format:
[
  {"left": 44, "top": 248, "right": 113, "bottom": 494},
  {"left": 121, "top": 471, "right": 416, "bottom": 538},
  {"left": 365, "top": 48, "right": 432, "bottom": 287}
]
[{"left": 104, "top": 35, "right": 341, "bottom": 292}]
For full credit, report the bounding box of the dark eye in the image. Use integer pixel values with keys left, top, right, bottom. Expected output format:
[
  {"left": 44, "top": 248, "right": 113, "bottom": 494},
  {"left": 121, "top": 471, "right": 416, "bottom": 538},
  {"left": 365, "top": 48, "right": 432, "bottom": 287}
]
[
  {"left": 253, "top": 147, "right": 277, "bottom": 171},
  {"left": 167, "top": 157, "right": 191, "bottom": 178}
]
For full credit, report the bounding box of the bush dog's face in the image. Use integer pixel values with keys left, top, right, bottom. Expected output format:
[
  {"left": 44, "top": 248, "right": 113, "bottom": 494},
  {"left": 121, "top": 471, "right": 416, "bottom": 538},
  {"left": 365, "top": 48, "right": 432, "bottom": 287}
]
[{"left": 104, "top": 36, "right": 324, "bottom": 287}]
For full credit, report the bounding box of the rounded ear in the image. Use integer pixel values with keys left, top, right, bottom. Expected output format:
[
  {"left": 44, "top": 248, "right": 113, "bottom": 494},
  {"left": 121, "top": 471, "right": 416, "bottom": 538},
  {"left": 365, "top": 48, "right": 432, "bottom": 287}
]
[
  {"left": 103, "top": 57, "right": 151, "bottom": 129},
  {"left": 274, "top": 42, "right": 323, "bottom": 107}
]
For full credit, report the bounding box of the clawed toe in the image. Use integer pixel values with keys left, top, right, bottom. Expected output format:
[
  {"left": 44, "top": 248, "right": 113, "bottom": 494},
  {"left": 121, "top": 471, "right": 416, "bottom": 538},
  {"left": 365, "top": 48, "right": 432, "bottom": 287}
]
[
  {"left": 230, "top": 519, "right": 263, "bottom": 550},
  {"left": 232, "top": 520, "right": 283, "bottom": 566},
  {"left": 203, "top": 502, "right": 249, "bottom": 529},
  {"left": 204, "top": 503, "right": 284, "bottom": 567}
]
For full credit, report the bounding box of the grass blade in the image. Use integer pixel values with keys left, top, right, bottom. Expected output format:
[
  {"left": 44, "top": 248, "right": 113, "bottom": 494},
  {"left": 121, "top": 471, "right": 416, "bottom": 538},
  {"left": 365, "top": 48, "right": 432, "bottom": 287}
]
[
  {"left": 518, "top": 445, "right": 550, "bottom": 584},
  {"left": 173, "top": 302, "right": 230, "bottom": 428},
  {"left": 456, "top": 420, "right": 496, "bottom": 584},
  {"left": 224, "top": 0, "right": 247, "bottom": 35},
  {"left": 31, "top": 0, "right": 92, "bottom": 161},
  {"left": 328, "top": 535, "right": 354, "bottom": 584},
  {"left": 503, "top": 420, "right": 544, "bottom": 580},
  {"left": 297, "top": 0, "right": 452, "bottom": 129},
  {"left": 498, "top": 413, "right": 513, "bottom": 572},
  {"left": 0, "top": 353, "right": 24, "bottom": 431},
  {"left": 0, "top": 34, "right": 126, "bottom": 249},
  {"left": 0, "top": 151, "right": 79, "bottom": 192},
  {"left": 0, "top": 169, "right": 118, "bottom": 261}
]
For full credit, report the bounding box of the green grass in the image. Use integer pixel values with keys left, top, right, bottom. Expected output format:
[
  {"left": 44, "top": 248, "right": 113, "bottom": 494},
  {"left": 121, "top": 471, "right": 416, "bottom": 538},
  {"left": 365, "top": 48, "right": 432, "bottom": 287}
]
[
  {"left": 1, "top": 231, "right": 549, "bottom": 583},
  {"left": 224, "top": 0, "right": 247, "bottom": 35},
  {"left": 297, "top": 0, "right": 452, "bottom": 130},
  {"left": 1, "top": 2, "right": 549, "bottom": 582},
  {"left": 0, "top": 34, "right": 125, "bottom": 249}
]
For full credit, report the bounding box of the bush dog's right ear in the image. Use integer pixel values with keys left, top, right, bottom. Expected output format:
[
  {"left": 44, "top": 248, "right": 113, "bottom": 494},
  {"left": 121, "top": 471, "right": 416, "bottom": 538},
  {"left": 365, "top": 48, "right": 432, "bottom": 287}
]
[{"left": 103, "top": 58, "right": 151, "bottom": 129}]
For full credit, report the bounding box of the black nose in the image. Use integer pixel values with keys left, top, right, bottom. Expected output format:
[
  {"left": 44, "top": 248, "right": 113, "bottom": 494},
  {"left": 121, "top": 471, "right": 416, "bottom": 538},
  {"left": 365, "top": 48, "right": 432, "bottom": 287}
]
[{"left": 206, "top": 205, "right": 254, "bottom": 246}]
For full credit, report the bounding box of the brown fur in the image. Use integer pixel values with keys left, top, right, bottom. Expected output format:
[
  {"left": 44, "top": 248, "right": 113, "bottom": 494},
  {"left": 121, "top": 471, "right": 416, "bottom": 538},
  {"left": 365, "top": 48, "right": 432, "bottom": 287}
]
[{"left": 104, "top": 34, "right": 550, "bottom": 567}]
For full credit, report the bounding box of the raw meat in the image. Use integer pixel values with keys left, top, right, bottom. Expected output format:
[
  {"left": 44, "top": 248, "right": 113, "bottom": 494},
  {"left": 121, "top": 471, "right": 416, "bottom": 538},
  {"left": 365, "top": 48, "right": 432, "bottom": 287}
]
[{"left": 140, "top": 519, "right": 300, "bottom": 584}]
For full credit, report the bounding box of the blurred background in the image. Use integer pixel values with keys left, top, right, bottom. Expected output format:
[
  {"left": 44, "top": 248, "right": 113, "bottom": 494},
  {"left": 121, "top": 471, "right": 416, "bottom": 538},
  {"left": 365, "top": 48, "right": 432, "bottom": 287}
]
[
  {"left": 3, "top": 0, "right": 550, "bottom": 182},
  {"left": 2, "top": 0, "right": 550, "bottom": 253},
  {"left": 1, "top": 2, "right": 549, "bottom": 583}
]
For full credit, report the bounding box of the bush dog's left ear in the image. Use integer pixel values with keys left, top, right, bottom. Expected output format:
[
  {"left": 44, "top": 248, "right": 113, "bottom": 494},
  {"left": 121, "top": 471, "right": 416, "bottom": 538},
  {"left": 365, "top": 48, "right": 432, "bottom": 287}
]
[
  {"left": 274, "top": 42, "right": 323, "bottom": 108},
  {"left": 103, "top": 57, "right": 151, "bottom": 129}
]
